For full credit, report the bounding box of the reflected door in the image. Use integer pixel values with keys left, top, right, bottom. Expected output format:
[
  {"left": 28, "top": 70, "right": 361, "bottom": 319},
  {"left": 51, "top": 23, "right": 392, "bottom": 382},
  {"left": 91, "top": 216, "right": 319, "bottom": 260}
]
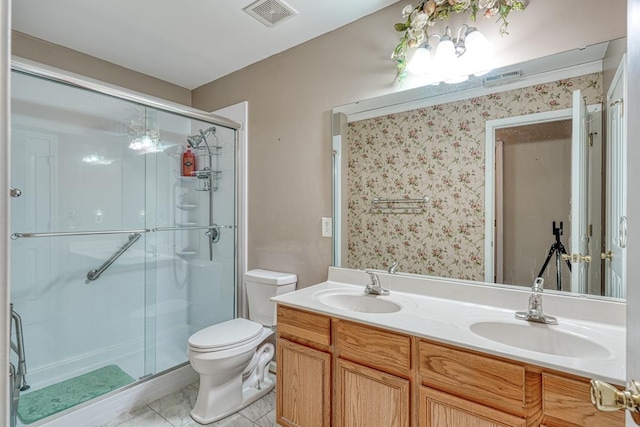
[
  {"left": 570, "top": 89, "right": 589, "bottom": 294},
  {"left": 605, "top": 57, "right": 627, "bottom": 298}
]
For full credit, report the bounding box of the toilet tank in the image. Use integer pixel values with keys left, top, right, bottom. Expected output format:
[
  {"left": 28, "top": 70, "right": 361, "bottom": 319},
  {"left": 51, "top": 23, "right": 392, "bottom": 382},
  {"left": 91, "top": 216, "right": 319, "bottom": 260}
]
[{"left": 245, "top": 269, "right": 297, "bottom": 327}]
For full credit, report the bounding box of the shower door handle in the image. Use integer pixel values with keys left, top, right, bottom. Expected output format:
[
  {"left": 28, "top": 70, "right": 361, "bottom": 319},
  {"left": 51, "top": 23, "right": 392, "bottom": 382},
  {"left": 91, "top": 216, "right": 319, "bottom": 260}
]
[{"left": 204, "top": 227, "right": 221, "bottom": 261}]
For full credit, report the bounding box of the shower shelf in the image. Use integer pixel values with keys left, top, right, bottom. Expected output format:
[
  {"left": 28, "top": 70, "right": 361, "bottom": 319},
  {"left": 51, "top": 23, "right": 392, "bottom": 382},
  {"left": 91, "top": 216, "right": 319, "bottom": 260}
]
[
  {"left": 176, "top": 251, "right": 197, "bottom": 259},
  {"left": 176, "top": 204, "right": 198, "bottom": 211},
  {"left": 171, "top": 147, "right": 222, "bottom": 159}
]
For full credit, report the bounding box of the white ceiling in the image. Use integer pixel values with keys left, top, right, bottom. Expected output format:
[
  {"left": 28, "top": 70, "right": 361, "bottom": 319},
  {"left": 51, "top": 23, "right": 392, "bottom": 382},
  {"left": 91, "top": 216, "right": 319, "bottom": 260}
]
[{"left": 12, "top": 0, "right": 398, "bottom": 90}]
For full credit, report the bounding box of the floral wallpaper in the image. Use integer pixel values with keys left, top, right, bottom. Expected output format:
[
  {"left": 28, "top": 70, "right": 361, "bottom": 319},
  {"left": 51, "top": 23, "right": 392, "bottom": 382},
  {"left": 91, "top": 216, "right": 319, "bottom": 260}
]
[{"left": 347, "top": 73, "right": 603, "bottom": 280}]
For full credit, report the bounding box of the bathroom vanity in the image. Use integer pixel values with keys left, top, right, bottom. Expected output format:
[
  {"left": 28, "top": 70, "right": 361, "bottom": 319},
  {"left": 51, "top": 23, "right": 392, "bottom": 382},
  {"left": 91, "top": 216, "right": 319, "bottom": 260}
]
[{"left": 272, "top": 268, "right": 625, "bottom": 427}]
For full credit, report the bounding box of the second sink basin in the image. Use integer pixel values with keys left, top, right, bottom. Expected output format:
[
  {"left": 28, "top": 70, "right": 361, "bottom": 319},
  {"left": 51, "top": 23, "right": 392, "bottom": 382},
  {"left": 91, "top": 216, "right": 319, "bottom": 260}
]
[
  {"left": 313, "top": 289, "right": 410, "bottom": 313},
  {"left": 470, "top": 321, "right": 610, "bottom": 359}
]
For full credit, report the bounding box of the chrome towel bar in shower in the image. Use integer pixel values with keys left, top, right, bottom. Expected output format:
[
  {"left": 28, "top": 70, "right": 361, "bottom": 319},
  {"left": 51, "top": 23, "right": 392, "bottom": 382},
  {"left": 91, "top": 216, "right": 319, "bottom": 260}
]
[
  {"left": 11, "top": 228, "right": 151, "bottom": 240},
  {"left": 86, "top": 233, "right": 142, "bottom": 281},
  {"left": 152, "top": 225, "right": 234, "bottom": 232}
]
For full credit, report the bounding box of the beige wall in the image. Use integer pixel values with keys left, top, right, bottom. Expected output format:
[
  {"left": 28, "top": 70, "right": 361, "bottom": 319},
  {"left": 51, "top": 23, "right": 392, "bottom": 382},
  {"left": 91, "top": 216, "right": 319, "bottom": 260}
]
[
  {"left": 12, "top": 31, "right": 191, "bottom": 106},
  {"left": 191, "top": 0, "right": 626, "bottom": 288}
]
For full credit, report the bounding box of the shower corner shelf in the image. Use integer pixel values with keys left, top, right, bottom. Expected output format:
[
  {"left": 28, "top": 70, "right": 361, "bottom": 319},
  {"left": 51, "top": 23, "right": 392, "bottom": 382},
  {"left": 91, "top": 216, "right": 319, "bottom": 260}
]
[
  {"left": 176, "top": 204, "right": 198, "bottom": 211},
  {"left": 176, "top": 250, "right": 198, "bottom": 259}
]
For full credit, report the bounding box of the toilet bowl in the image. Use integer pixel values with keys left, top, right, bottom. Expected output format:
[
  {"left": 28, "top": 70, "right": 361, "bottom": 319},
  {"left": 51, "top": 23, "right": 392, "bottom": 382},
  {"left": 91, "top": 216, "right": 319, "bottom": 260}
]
[{"left": 187, "top": 269, "right": 297, "bottom": 424}]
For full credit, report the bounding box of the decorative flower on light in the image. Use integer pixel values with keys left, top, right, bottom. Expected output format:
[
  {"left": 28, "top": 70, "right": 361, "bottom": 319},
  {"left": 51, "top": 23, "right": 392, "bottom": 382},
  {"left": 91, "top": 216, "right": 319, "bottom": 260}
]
[{"left": 392, "top": 0, "right": 526, "bottom": 81}]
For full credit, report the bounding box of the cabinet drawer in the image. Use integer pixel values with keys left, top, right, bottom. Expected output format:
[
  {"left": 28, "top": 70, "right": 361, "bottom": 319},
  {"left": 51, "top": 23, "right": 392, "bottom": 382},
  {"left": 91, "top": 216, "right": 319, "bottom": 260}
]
[
  {"left": 334, "top": 319, "right": 411, "bottom": 377},
  {"left": 419, "top": 340, "right": 533, "bottom": 417},
  {"left": 542, "top": 373, "right": 624, "bottom": 427},
  {"left": 277, "top": 306, "right": 331, "bottom": 351}
]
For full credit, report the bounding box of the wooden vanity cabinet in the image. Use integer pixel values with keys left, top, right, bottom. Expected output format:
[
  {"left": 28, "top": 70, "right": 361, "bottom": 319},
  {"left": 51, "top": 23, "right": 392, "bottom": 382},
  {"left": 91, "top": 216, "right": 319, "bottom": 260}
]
[
  {"left": 276, "top": 306, "right": 332, "bottom": 427},
  {"left": 276, "top": 305, "right": 622, "bottom": 427}
]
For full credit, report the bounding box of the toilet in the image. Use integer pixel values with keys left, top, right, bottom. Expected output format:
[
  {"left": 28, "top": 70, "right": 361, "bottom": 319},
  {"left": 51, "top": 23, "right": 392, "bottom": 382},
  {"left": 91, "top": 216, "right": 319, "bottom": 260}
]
[{"left": 187, "top": 269, "right": 297, "bottom": 424}]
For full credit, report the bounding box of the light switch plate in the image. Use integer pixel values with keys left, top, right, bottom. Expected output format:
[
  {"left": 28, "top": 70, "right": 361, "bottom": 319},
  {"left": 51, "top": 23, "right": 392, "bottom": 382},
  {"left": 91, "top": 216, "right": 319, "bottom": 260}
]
[{"left": 322, "top": 217, "right": 332, "bottom": 237}]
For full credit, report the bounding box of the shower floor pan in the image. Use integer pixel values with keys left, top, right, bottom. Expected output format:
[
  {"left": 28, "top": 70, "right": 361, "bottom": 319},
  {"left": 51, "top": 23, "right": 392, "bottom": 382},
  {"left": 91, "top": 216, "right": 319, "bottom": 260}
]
[{"left": 17, "top": 364, "right": 134, "bottom": 424}]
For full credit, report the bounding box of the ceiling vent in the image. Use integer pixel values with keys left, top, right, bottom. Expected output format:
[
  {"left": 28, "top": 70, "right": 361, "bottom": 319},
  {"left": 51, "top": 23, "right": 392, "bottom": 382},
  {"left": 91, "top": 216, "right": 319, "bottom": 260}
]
[
  {"left": 482, "top": 70, "right": 522, "bottom": 87},
  {"left": 244, "top": 0, "right": 297, "bottom": 28}
]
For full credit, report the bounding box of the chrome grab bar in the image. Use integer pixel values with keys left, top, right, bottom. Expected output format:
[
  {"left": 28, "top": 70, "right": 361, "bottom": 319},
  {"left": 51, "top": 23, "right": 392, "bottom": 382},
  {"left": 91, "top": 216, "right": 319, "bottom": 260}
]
[
  {"left": 10, "top": 304, "right": 29, "bottom": 392},
  {"left": 11, "top": 228, "right": 151, "bottom": 240},
  {"left": 87, "top": 233, "right": 142, "bottom": 281}
]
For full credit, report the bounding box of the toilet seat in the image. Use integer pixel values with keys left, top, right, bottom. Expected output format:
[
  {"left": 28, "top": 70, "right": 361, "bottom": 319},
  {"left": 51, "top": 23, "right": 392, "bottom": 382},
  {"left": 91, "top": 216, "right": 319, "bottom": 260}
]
[{"left": 188, "top": 318, "right": 263, "bottom": 352}]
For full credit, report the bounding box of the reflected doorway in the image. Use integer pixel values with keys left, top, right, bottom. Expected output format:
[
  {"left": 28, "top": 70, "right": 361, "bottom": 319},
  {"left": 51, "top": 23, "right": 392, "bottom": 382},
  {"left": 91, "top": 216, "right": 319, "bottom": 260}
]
[{"left": 494, "top": 120, "right": 572, "bottom": 289}]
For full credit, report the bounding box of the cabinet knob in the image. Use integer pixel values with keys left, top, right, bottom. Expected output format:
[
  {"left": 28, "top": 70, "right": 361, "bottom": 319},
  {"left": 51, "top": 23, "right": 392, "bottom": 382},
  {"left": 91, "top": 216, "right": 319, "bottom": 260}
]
[
  {"left": 601, "top": 251, "right": 613, "bottom": 260},
  {"left": 591, "top": 379, "right": 640, "bottom": 423}
]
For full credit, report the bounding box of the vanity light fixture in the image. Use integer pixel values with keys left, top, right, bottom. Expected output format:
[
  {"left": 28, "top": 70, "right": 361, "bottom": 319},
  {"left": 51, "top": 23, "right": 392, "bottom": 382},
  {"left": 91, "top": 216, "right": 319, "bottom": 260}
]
[
  {"left": 392, "top": 0, "right": 526, "bottom": 83},
  {"left": 407, "top": 25, "right": 493, "bottom": 84}
]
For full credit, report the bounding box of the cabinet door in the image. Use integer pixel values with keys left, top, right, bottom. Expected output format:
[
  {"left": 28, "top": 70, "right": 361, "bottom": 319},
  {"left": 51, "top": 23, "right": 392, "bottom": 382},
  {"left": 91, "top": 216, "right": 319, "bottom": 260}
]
[
  {"left": 419, "top": 387, "right": 527, "bottom": 427},
  {"left": 277, "top": 339, "right": 331, "bottom": 427},
  {"left": 335, "top": 358, "right": 410, "bottom": 427},
  {"left": 542, "top": 373, "right": 624, "bottom": 427}
]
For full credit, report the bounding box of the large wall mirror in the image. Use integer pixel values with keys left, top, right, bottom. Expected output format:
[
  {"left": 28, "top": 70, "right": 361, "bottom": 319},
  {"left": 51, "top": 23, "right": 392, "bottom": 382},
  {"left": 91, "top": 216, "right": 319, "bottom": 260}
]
[{"left": 332, "top": 37, "right": 627, "bottom": 301}]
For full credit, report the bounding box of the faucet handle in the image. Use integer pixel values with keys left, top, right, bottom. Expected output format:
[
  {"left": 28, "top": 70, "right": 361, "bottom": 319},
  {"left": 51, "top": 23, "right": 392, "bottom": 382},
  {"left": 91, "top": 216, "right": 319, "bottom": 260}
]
[
  {"left": 365, "top": 270, "right": 381, "bottom": 286},
  {"left": 532, "top": 277, "right": 544, "bottom": 292}
]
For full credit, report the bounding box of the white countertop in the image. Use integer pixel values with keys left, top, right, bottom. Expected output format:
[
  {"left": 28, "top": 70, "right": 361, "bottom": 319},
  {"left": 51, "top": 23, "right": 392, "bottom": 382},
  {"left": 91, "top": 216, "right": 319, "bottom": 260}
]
[{"left": 272, "top": 267, "right": 626, "bottom": 385}]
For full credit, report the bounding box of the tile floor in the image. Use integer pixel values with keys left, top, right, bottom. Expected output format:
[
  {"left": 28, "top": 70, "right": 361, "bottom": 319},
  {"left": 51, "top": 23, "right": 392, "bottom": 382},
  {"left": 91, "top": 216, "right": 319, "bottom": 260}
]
[{"left": 100, "top": 381, "right": 276, "bottom": 427}]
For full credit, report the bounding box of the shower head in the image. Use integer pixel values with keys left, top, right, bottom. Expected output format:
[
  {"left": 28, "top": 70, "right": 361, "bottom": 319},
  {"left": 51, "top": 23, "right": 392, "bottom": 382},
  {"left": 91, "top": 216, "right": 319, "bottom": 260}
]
[
  {"left": 187, "top": 126, "right": 216, "bottom": 149},
  {"left": 187, "top": 135, "right": 203, "bottom": 149}
]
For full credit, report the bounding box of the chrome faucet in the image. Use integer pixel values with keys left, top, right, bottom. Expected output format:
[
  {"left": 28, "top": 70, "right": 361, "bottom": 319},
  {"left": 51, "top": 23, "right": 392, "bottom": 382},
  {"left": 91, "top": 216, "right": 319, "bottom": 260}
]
[
  {"left": 364, "top": 271, "right": 390, "bottom": 296},
  {"left": 515, "top": 277, "right": 558, "bottom": 324},
  {"left": 387, "top": 261, "right": 399, "bottom": 274}
]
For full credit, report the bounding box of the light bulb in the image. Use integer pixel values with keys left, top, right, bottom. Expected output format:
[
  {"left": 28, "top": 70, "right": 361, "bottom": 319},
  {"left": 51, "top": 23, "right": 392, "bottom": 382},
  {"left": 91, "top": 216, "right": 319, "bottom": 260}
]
[
  {"left": 407, "top": 46, "right": 432, "bottom": 74},
  {"left": 435, "top": 37, "right": 456, "bottom": 65},
  {"left": 464, "top": 29, "right": 492, "bottom": 58}
]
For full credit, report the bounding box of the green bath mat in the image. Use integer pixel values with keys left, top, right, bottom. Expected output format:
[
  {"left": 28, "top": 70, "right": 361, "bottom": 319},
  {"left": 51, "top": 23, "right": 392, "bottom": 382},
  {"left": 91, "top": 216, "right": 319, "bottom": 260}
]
[{"left": 17, "top": 364, "right": 135, "bottom": 424}]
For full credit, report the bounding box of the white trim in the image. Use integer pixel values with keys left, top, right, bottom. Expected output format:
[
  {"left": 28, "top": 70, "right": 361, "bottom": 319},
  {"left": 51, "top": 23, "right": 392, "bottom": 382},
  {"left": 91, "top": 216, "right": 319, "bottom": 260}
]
[
  {"left": 495, "top": 140, "right": 504, "bottom": 284},
  {"left": 332, "top": 134, "right": 342, "bottom": 266},
  {"left": 337, "top": 61, "right": 602, "bottom": 123},
  {"left": 1, "top": 0, "right": 10, "bottom": 425},
  {"left": 212, "top": 102, "right": 249, "bottom": 318}
]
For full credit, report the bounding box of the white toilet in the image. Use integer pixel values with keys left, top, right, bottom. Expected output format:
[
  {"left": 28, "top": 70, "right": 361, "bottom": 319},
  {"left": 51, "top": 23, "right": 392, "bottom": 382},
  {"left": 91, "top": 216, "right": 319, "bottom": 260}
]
[{"left": 187, "top": 269, "right": 297, "bottom": 424}]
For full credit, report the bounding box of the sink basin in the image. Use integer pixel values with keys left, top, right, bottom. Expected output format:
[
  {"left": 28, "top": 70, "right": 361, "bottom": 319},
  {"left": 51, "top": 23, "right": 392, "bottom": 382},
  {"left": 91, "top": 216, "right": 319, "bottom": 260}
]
[
  {"left": 470, "top": 321, "right": 610, "bottom": 358},
  {"left": 313, "top": 290, "right": 403, "bottom": 313}
]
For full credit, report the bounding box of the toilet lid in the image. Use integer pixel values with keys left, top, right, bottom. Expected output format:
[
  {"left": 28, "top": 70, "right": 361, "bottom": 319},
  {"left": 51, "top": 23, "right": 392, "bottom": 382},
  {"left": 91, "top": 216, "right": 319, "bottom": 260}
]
[{"left": 188, "top": 318, "right": 264, "bottom": 351}]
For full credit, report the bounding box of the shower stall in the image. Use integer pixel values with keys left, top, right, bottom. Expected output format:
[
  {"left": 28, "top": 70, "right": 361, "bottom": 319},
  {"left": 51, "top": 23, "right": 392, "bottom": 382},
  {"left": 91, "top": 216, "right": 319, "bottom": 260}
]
[{"left": 8, "top": 64, "right": 239, "bottom": 426}]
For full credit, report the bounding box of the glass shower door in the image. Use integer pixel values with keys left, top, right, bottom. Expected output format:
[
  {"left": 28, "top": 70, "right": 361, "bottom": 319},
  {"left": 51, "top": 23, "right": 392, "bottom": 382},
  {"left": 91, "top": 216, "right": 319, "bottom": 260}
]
[
  {"left": 149, "top": 111, "right": 237, "bottom": 373},
  {"left": 9, "top": 68, "right": 239, "bottom": 426},
  {"left": 10, "top": 72, "right": 148, "bottom": 425}
]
